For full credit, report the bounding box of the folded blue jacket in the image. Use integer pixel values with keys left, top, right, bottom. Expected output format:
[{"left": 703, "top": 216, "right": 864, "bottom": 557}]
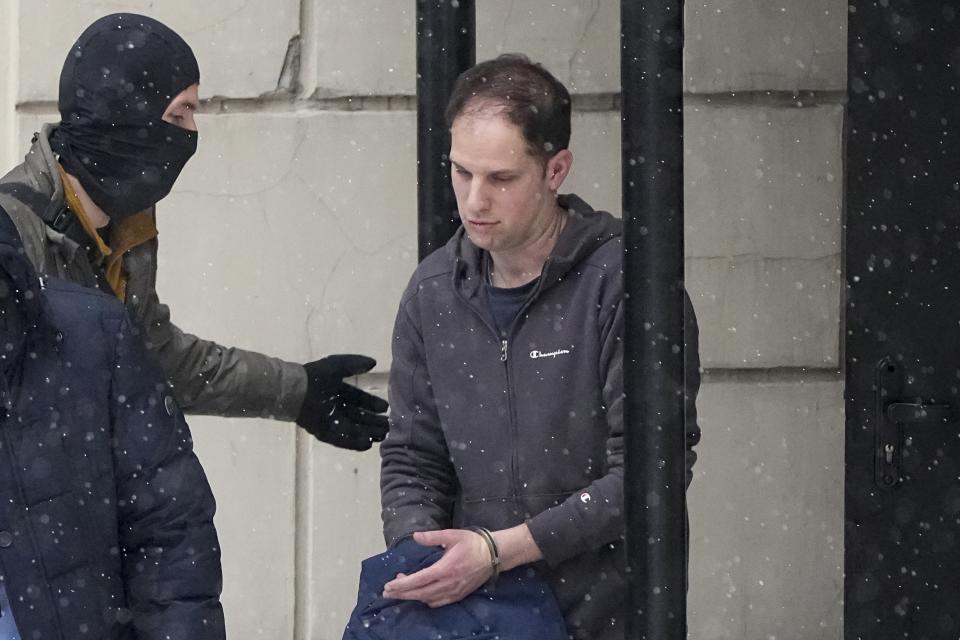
[{"left": 342, "top": 538, "right": 567, "bottom": 640}]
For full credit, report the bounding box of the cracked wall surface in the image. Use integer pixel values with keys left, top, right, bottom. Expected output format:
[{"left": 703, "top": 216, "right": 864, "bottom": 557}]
[
  {"left": 685, "top": 0, "right": 846, "bottom": 93},
  {"left": 1, "top": 1, "right": 19, "bottom": 169},
  {"left": 18, "top": 0, "right": 299, "bottom": 99},
  {"left": 7, "top": 2, "right": 848, "bottom": 639}
]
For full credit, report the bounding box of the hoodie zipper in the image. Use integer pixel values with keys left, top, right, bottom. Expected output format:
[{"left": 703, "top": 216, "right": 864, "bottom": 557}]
[
  {"left": 452, "top": 257, "right": 554, "bottom": 506},
  {"left": 451, "top": 295, "right": 520, "bottom": 500},
  {"left": 499, "top": 292, "right": 540, "bottom": 508},
  {"left": 491, "top": 261, "right": 553, "bottom": 505}
]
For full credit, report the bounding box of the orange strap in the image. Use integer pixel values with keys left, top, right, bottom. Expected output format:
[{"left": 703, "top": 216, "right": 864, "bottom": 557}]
[
  {"left": 104, "top": 212, "right": 158, "bottom": 301},
  {"left": 56, "top": 164, "right": 112, "bottom": 258},
  {"left": 55, "top": 164, "right": 158, "bottom": 301}
]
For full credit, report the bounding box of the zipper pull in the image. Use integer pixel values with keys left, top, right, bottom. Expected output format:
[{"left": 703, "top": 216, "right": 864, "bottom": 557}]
[{"left": 500, "top": 340, "right": 508, "bottom": 362}]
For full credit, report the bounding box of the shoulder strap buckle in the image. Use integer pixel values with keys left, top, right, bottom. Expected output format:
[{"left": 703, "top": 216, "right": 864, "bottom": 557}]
[{"left": 49, "top": 209, "right": 73, "bottom": 233}]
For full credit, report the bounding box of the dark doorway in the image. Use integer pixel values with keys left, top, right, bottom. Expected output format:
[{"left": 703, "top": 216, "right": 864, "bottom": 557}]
[{"left": 846, "top": 2, "right": 960, "bottom": 638}]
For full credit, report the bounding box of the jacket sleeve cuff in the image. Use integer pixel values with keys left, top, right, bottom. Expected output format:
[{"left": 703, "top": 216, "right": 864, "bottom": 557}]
[
  {"left": 382, "top": 507, "right": 443, "bottom": 547},
  {"left": 276, "top": 361, "right": 308, "bottom": 422},
  {"left": 526, "top": 503, "right": 588, "bottom": 567}
]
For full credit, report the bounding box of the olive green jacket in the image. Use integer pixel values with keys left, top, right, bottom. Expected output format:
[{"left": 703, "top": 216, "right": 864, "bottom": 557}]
[{"left": 0, "top": 124, "right": 307, "bottom": 419}]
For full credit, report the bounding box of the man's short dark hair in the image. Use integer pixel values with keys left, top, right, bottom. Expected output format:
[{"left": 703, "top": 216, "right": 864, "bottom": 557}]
[{"left": 445, "top": 54, "right": 572, "bottom": 165}]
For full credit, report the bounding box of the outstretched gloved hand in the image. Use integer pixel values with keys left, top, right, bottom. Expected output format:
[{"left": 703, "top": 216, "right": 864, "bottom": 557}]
[{"left": 296, "top": 355, "right": 389, "bottom": 451}]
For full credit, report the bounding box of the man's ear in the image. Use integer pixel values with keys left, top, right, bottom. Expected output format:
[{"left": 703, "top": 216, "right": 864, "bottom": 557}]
[{"left": 545, "top": 149, "right": 573, "bottom": 191}]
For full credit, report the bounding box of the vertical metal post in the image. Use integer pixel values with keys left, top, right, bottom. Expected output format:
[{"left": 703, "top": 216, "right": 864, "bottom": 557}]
[
  {"left": 416, "top": 0, "right": 475, "bottom": 261},
  {"left": 621, "top": 1, "right": 687, "bottom": 638}
]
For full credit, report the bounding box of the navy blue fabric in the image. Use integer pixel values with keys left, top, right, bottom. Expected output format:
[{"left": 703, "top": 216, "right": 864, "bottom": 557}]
[
  {"left": 342, "top": 538, "right": 567, "bottom": 640},
  {"left": 0, "top": 206, "right": 224, "bottom": 640},
  {"left": 485, "top": 276, "right": 539, "bottom": 336},
  {"left": 0, "top": 580, "right": 20, "bottom": 640}
]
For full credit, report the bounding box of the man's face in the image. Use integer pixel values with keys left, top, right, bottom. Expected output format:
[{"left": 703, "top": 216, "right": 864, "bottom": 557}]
[
  {"left": 449, "top": 111, "right": 570, "bottom": 255},
  {"left": 162, "top": 83, "right": 200, "bottom": 132}
]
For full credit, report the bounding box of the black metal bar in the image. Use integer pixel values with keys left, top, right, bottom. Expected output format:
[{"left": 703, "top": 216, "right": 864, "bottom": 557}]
[
  {"left": 621, "top": 0, "right": 687, "bottom": 638},
  {"left": 416, "top": 0, "right": 475, "bottom": 261}
]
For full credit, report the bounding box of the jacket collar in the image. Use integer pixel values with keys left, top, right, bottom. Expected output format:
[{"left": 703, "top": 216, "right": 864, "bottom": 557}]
[
  {"left": 22, "top": 124, "right": 70, "bottom": 227},
  {"left": 448, "top": 193, "right": 622, "bottom": 299},
  {"left": 16, "top": 125, "right": 108, "bottom": 261}
]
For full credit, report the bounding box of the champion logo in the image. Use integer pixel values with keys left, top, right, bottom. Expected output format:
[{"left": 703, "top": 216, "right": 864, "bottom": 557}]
[{"left": 529, "top": 348, "right": 572, "bottom": 359}]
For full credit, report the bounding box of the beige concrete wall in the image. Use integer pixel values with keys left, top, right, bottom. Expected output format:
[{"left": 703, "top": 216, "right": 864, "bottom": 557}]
[
  {"left": 18, "top": 1, "right": 300, "bottom": 100},
  {"left": 689, "top": 378, "right": 844, "bottom": 639},
  {"left": 683, "top": 0, "right": 847, "bottom": 636},
  {"left": 4, "top": 1, "right": 848, "bottom": 639},
  {"left": 306, "top": 1, "right": 621, "bottom": 97},
  {"left": 685, "top": 0, "right": 846, "bottom": 93},
  {"left": 0, "top": 1, "right": 17, "bottom": 169}
]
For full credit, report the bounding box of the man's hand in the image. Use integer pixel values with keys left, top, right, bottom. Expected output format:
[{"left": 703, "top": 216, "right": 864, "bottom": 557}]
[
  {"left": 382, "top": 529, "right": 494, "bottom": 608},
  {"left": 296, "top": 355, "right": 389, "bottom": 451}
]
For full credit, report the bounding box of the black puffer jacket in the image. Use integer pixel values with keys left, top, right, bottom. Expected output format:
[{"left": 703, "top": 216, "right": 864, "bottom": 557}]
[{"left": 0, "top": 209, "right": 224, "bottom": 640}]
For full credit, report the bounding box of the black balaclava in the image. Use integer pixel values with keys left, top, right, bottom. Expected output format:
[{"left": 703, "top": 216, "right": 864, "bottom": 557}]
[{"left": 50, "top": 13, "right": 200, "bottom": 219}]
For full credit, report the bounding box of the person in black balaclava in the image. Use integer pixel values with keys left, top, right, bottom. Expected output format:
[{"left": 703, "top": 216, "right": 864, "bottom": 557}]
[{"left": 0, "top": 14, "right": 388, "bottom": 451}]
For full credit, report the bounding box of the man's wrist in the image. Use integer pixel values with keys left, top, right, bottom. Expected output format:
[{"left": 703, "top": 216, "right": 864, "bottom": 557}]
[
  {"left": 467, "top": 526, "right": 501, "bottom": 583},
  {"left": 491, "top": 523, "right": 543, "bottom": 573}
]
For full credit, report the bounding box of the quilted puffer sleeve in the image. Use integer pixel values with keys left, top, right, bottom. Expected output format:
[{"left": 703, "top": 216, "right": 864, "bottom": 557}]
[{"left": 109, "top": 312, "right": 226, "bottom": 640}]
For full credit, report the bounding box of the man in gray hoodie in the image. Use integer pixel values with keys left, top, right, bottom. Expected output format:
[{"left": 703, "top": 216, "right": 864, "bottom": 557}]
[{"left": 379, "top": 54, "right": 701, "bottom": 640}]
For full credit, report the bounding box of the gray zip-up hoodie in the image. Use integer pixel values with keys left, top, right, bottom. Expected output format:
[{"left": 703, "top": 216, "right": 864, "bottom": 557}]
[{"left": 381, "top": 194, "right": 701, "bottom": 640}]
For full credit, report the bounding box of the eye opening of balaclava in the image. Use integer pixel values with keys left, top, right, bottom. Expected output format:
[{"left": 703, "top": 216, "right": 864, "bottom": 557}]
[{"left": 50, "top": 13, "right": 200, "bottom": 220}]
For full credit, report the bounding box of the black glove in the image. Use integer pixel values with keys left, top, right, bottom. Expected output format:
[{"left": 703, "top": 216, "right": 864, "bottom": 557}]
[{"left": 297, "top": 355, "right": 389, "bottom": 451}]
